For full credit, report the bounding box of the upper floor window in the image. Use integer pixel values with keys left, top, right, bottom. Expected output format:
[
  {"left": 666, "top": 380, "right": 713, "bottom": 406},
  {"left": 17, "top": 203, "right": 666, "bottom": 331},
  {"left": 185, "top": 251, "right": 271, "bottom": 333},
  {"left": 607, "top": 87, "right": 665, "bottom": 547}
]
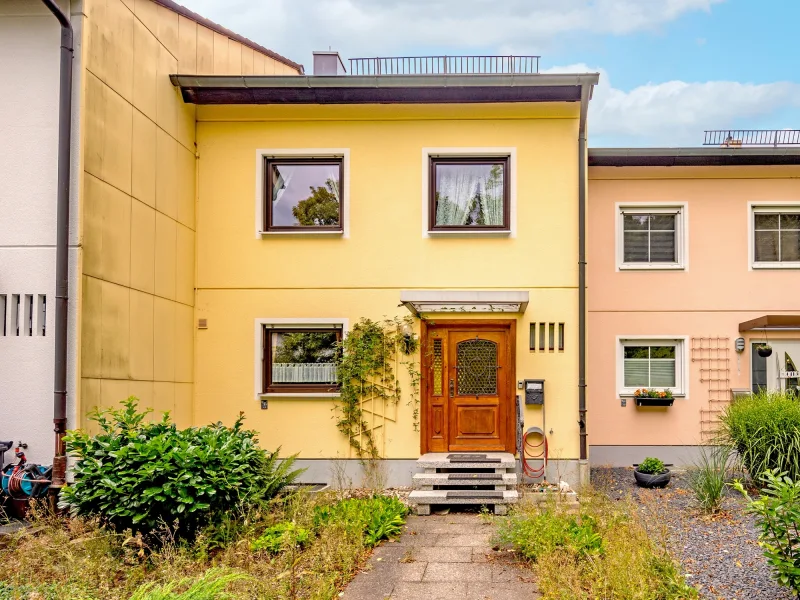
[
  {"left": 262, "top": 325, "right": 342, "bottom": 394},
  {"left": 619, "top": 338, "right": 686, "bottom": 396},
  {"left": 752, "top": 207, "right": 800, "bottom": 267},
  {"left": 617, "top": 205, "right": 686, "bottom": 270},
  {"left": 429, "top": 157, "right": 509, "bottom": 231},
  {"left": 265, "top": 158, "right": 343, "bottom": 232}
]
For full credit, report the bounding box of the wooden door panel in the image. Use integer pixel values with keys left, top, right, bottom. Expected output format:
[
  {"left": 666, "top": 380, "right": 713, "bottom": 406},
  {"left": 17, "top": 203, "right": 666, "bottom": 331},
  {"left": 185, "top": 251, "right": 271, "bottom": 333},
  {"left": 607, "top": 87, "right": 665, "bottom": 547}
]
[
  {"left": 448, "top": 330, "right": 507, "bottom": 452},
  {"left": 455, "top": 406, "right": 497, "bottom": 436},
  {"left": 422, "top": 321, "right": 515, "bottom": 455}
]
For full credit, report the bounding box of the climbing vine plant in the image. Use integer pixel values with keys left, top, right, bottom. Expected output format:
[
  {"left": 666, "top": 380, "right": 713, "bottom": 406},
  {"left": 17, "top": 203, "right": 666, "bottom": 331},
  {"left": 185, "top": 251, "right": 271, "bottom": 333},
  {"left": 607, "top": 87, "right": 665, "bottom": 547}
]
[{"left": 335, "top": 316, "right": 420, "bottom": 459}]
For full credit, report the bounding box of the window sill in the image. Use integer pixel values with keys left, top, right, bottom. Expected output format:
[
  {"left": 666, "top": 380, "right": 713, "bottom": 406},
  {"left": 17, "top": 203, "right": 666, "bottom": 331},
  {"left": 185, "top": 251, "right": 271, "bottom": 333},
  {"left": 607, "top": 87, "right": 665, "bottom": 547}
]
[
  {"left": 258, "top": 230, "right": 343, "bottom": 237},
  {"left": 618, "top": 263, "right": 685, "bottom": 271},
  {"left": 427, "top": 229, "right": 512, "bottom": 238},
  {"left": 752, "top": 262, "right": 800, "bottom": 270},
  {"left": 259, "top": 392, "right": 341, "bottom": 398}
]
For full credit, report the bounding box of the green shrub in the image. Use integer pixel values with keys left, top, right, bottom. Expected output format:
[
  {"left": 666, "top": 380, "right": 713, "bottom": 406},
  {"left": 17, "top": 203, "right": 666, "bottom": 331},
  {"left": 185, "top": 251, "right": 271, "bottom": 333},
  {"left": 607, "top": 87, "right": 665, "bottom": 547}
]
[
  {"left": 734, "top": 471, "right": 800, "bottom": 594},
  {"left": 129, "top": 568, "right": 247, "bottom": 600},
  {"left": 60, "top": 397, "right": 303, "bottom": 537},
  {"left": 688, "top": 446, "right": 729, "bottom": 513},
  {"left": 638, "top": 457, "right": 666, "bottom": 475},
  {"left": 313, "top": 496, "right": 408, "bottom": 547},
  {"left": 719, "top": 390, "right": 800, "bottom": 481},
  {"left": 497, "top": 509, "right": 602, "bottom": 561},
  {"left": 251, "top": 521, "right": 311, "bottom": 554},
  {"left": 497, "top": 493, "right": 696, "bottom": 599}
]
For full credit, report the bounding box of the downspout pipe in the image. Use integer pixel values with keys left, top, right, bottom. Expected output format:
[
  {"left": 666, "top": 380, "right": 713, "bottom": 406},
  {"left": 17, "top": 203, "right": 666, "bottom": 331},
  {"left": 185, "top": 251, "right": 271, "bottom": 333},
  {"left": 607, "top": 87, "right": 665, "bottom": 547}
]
[
  {"left": 577, "top": 83, "right": 591, "bottom": 462},
  {"left": 578, "top": 83, "right": 592, "bottom": 461},
  {"left": 41, "top": 0, "right": 74, "bottom": 496}
]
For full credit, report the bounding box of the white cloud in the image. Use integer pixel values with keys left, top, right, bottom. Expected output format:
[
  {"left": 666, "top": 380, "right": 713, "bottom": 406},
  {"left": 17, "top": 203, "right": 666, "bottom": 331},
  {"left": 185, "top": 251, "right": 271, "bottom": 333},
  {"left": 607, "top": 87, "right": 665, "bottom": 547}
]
[
  {"left": 544, "top": 64, "right": 800, "bottom": 145},
  {"left": 179, "top": 0, "right": 723, "bottom": 65}
]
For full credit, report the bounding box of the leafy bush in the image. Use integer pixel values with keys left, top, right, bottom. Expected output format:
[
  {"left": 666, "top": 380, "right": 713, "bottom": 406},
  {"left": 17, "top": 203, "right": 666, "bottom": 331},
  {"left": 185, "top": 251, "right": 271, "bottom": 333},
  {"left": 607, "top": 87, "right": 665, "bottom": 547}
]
[
  {"left": 734, "top": 471, "right": 800, "bottom": 594},
  {"left": 638, "top": 457, "right": 666, "bottom": 475},
  {"left": 60, "top": 398, "right": 303, "bottom": 536},
  {"left": 251, "top": 521, "right": 311, "bottom": 554},
  {"left": 497, "top": 509, "right": 603, "bottom": 561},
  {"left": 129, "top": 568, "right": 247, "bottom": 600},
  {"left": 688, "top": 446, "right": 729, "bottom": 513},
  {"left": 719, "top": 390, "right": 800, "bottom": 481},
  {"left": 313, "top": 496, "right": 408, "bottom": 547},
  {"left": 497, "top": 491, "right": 697, "bottom": 599}
]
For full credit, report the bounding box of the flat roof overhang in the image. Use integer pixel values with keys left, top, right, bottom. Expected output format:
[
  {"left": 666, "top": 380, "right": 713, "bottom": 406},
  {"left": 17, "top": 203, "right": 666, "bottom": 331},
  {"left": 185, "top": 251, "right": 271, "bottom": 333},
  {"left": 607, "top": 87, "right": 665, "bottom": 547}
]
[
  {"left": 400, "top": 290, "right": 529, "bottom": 316},
  {"left": 739, "top": 315, "right": 800, "bottom": 332},
  {"left": 170, "top": 73, "right": 599, "bottom": 105},
  {"left": 589, "top": 147, "right": 800, "bottom": 167}
]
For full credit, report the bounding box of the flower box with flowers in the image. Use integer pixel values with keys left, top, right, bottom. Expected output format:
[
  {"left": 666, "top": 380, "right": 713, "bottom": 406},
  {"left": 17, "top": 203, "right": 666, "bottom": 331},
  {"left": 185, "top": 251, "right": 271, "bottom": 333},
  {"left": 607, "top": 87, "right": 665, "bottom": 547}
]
[{"left": 633, "top": 388, "right": 674, "bottom": 407}]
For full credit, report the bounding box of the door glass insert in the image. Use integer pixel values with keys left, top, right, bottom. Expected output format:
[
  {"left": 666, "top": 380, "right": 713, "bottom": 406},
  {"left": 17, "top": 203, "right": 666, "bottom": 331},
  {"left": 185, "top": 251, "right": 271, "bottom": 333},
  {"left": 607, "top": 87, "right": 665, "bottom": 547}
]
[
  {"left": 785, "top": 351, "right": 799, "bottom": 394},
  {"left": 752, "top": 343, "right": 767, "bottom": 393},
  {"left": 432, "top": 338, "right": 444, "bottom": 396},
  {"left": 456, "top": 338, "right": 498, "bottom": 395}
]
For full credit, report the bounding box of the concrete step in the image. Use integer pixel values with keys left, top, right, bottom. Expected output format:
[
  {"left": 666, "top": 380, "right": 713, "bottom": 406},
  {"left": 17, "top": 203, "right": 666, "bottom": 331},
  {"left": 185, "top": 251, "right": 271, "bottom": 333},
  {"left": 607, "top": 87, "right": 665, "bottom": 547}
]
[
  {"left": 408, "top": 489, "right": 519, "bottom": 515},
  {"left": 412, "top": 472, "right": 518, "bottom": 489},
  {"left": 417, "top": 452, "right": 517, "bottom": 472}
]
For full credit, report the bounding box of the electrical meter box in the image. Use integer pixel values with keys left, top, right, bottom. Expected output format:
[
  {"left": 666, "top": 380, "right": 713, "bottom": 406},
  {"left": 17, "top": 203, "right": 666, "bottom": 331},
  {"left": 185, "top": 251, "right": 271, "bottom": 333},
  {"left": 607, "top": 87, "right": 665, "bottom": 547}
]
[{"left": 524, "top": 379, "right": 545, "bottom": 405}]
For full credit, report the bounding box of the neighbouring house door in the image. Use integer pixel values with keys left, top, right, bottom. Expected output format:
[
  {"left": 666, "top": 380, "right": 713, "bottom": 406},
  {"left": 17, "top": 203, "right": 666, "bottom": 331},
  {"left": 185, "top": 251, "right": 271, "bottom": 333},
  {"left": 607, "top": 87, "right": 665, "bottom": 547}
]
[
  {"left": 752, "top": 341, "right": 800, "bottom": 395},
  {"left": 423, "top": 321, "right": 515, "bottom": 454}
]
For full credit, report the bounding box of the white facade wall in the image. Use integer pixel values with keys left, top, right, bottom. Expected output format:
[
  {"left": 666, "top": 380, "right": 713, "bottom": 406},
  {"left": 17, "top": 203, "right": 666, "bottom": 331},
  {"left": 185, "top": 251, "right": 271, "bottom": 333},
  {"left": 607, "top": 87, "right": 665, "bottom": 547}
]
[{"left": 0, "top": 0, "right": 81, "bottom": 466}]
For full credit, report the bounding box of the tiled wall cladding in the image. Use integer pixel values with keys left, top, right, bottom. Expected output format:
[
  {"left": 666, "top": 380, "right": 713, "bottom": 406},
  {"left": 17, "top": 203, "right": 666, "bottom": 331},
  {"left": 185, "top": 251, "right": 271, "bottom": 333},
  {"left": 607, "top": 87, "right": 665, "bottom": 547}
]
[{"left": 78, "top": 0, "right": 301, "bottom": 430}]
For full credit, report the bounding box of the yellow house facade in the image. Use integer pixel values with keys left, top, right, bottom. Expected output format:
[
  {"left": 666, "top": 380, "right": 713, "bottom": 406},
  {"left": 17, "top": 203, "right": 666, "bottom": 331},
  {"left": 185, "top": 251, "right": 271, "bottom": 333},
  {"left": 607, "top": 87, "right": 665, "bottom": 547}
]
[{"left": 180, "top": 69, "right": 598, "bottom": 485}]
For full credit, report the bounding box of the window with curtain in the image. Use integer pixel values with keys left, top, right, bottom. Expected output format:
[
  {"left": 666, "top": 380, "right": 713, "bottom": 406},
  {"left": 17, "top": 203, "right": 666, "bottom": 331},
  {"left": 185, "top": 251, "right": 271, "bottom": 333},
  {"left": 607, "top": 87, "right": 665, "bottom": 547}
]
[
  {"left": 430, "top": 157, "right": 509, "bottom": 230},
  {"left": 263, "top": 327, "right": 342, "bottom": 394},
  {"left": 618, "top": 207, "right": 684, "bottom": 269},
  {"left": 620, "top": 340, "right": 684, "bottom": 395},
  {"left": 753, "top": 209, "right": 800, "bottom": 265},
  {"left": 265, "top": 158, "right": 343, "bottom": 231}
]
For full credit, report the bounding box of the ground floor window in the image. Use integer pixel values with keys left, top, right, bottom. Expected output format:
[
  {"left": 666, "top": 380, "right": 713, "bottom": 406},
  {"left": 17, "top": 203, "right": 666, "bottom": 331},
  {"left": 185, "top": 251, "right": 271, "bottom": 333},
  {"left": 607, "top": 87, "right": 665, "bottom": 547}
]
[
  {"left": 619, "top": 338, "right": 685, "bottom": 396},
  {"left": 262, "top": 325, "right": 342, "bottom": 394}
]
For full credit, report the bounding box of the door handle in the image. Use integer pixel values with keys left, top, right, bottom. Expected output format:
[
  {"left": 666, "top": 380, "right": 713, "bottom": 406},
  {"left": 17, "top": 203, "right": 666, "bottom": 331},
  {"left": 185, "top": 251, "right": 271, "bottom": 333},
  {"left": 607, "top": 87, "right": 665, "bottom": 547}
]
[{"left": 449, "top": 379, "right": 455, "bottom": 397}]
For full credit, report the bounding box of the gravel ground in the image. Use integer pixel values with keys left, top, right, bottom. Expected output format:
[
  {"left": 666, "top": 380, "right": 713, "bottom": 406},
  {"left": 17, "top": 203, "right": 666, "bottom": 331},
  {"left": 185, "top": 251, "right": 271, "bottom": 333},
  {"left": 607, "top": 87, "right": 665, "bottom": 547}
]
[{"left": 592, "top": 467, "right": 793, "bottom": 600}]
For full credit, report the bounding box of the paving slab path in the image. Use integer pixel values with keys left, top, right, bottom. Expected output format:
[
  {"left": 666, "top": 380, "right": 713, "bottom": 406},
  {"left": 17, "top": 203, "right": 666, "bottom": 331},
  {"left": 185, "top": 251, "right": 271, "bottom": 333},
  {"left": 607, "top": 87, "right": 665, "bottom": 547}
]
[{"left": 342, "top": 513, "right": 541, "bottom": 600}]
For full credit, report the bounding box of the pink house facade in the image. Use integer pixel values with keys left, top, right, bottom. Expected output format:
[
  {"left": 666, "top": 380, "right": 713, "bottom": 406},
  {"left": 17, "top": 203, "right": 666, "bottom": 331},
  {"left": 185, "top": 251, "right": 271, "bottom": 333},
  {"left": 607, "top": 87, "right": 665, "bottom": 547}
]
[{"left": 587, "top": 147, "right": 800, "bottom": 466}]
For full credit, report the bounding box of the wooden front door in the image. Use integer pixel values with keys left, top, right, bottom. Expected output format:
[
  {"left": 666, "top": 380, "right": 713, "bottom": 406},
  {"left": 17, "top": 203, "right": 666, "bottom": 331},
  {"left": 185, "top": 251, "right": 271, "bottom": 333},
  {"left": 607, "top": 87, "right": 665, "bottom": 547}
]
[{"left": 422, "top": 321, "right": 516, "bottom": 454}]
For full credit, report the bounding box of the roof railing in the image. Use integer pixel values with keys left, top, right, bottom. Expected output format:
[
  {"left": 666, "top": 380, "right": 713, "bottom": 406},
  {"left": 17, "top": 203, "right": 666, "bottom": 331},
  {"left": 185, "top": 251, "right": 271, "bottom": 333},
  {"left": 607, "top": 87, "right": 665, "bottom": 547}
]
[
  {"left": 704, "top": 129, "right": 800, "bottom": 147},
  {"left": 348, "top": 55, "right": 540, "bottom": 76}
]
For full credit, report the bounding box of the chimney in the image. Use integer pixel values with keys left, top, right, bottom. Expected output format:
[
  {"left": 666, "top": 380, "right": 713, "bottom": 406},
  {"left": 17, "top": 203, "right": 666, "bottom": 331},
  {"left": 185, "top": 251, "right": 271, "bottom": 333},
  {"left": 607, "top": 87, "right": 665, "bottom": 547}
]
[{"left": 313, "top": 51, "right": 347, "bottom": 76}]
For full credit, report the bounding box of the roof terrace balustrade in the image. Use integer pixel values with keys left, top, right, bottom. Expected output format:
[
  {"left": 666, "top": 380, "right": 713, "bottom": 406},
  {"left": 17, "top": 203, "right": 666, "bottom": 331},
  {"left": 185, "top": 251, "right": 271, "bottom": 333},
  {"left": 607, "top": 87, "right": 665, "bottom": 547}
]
[
  {"left": 348, "top": 55, "right": 540, "bottom": 76},
  {"left": 704, "top": 129, "right": 800, "bottom": 147}
]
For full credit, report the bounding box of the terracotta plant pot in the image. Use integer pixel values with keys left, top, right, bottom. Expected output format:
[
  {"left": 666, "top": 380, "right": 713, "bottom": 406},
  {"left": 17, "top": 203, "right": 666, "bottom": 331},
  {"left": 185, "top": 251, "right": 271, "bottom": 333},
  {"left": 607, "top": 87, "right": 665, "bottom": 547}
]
[
  {"left": 634, "top": 468, "right": 671, "bottom": 488},
  {"left": 757, "top": 346, "right": 773, "bottom": 358}
]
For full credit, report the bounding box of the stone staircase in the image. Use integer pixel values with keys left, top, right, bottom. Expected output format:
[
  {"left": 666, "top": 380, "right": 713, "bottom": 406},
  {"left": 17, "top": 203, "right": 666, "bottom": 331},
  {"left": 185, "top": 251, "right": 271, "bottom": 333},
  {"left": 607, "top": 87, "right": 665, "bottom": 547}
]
[{"left": 408, "top": 452, "right": 519, "bottom": 515}]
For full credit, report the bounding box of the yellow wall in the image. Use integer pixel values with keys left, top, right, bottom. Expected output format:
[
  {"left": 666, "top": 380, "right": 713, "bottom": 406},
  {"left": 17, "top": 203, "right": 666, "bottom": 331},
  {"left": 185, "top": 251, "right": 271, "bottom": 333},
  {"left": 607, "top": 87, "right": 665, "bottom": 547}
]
[
  {"left": 194, "top": 103, "right": 582, "bottom": 459},
  {"left": 78, "top": 0, "right": 300, "bottom": 429}
]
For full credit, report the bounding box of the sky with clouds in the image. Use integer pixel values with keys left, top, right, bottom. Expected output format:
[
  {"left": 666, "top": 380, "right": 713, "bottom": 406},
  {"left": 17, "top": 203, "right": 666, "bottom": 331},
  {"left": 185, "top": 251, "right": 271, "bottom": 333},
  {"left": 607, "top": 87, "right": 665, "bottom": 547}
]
[{"left": 179, "top": 0, "right": 800, "bottom": 146}]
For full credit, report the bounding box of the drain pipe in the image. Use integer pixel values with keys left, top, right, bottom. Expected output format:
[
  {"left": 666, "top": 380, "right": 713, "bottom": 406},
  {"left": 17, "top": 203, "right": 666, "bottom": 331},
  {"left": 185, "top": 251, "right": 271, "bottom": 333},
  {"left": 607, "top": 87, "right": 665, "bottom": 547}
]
[
  {"left": 577, "top": 83, "right": 590, "bottom": 465},
  {"left": 41, "top": 0, "right": 74, "bottom": 498}
]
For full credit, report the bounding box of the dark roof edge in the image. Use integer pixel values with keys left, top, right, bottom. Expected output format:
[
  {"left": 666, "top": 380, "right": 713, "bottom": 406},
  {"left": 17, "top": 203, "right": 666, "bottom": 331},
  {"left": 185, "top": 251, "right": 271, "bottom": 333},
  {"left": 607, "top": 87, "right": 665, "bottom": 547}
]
[
  {"left": 151, "top": 0, "right": 304, "bottom": 73},
  {"left": 589, "top": 147, "right": 800, "bottom": 167},
  {"left": 171, "top": 72, "right": 600, "bottom": 89}
]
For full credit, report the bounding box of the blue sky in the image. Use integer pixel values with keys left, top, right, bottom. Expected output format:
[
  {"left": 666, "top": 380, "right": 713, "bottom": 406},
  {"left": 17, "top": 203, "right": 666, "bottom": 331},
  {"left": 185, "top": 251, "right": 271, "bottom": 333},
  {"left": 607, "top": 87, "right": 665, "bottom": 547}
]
[{"left": 179, "top": 0, "right": 800, "bottom": 146}]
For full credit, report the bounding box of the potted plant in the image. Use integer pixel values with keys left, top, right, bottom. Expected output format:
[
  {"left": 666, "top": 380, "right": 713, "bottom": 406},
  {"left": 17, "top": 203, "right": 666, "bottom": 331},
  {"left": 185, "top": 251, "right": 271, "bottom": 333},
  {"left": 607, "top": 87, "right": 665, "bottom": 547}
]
[
  {"left": 634, "top": 388, "right": 674, "bottom": 407},
  {"left": 634, "top": 457, "right": 671, "bottom": 488},
  {"left": 757, "top": 343, "right": 773, "bottom": 358}
]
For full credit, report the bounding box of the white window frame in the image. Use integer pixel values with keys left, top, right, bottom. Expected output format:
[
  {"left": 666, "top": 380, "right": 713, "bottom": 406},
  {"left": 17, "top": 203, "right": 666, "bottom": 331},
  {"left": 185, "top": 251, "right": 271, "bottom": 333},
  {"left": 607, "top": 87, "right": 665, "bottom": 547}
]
[
  {"left": 749, "top": 202, "right": 800, "bottom": 270},
  {"left": 254, "top": 318, "right": 349, "bottom": 399},
  {"left": 422, "top": 147, "right": 517, "bottom": 238},
  {"left": 255, "top": 149, "right": 350, "bottom": 239},
  {"left": 615, "top": 203, "right": 688, "bottom": 271},
  {"left": 616, "top": 336, "right": 688, "bottom": 397}
]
